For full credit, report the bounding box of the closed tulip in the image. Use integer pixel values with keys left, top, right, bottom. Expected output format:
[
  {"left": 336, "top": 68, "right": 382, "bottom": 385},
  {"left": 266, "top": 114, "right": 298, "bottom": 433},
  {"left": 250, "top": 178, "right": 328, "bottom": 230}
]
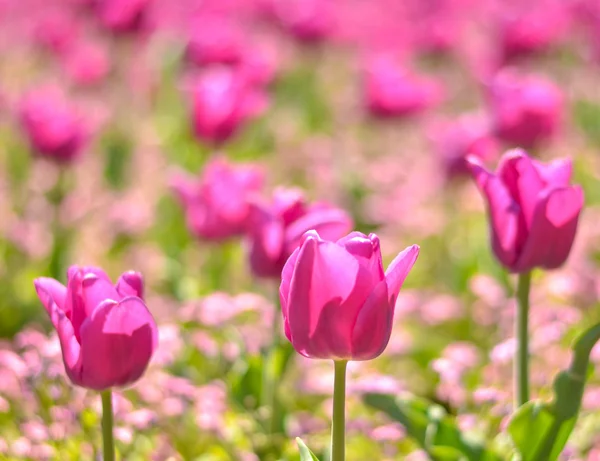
[
  {"left": 280, "top": 230, "right": 419, "bottom": 360},
  {"left": 33, "top": 266, "right": 157, "bottom": 391},
  {"left": 187, "top": 68, "right": 269, "bottom": 146},
  {"left": 487, "top": 69, "right": 563, "bottom": 149},
  {"left": 467, "top": 149, "right": 584, "bottom": 273},
  {"left": 18, "top": 87, "right": 88, "bottom": 163},
  {"left": 94, "top": 0, "right": 150, "bottom": 33},
  {"left": 170, "top": 157, "right": 264, "bottom": 241},
  {"left": 247, "top": 188, "right": 353, "bottom": 278}
]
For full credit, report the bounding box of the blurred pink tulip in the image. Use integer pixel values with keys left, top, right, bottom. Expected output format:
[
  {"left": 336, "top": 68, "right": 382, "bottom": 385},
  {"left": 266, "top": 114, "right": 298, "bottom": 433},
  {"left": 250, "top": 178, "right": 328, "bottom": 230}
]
[
  {"left": 33, "top": 9, "right": 80, "bottom": 54},
  {"left": 280, "top": 230, "right": 419, "bottom": 360},
  {"left": 364, "top": 54, "right": 443, "bottom": 119},
  {"left": 94, "top": 0, "right": 150, "bottom": 33},
  {"left": 271, "top": 0, "right": 335, "bottom": 43},
  {"left": 61, "top": 40, "right": 110, "bottom": 86},
  {"left": 467, "top": 149, "right": 584, "bottom": 273},
  {"left": 33, "top": 266, "right": 157, "bottom": 390},
  {"left": 18, "top": 87, "right": 88, "bottom": 163},
  {"left": 185, "top": 15, "right": 245, "bottom": 67},
  {"left": 186, "top": 68, "right": 269, "bottom": 145},
  {"left": 487, "top": 69, "right": 564, "bottom": 149},
  {"left": 247, "top": 188, "right": 353, "bottom": 278},
  {"left": 429, "top": 113, "right": 498, "bottom": 180},
  {"left": 170, "top": 157, "right": 264, "bottom": 241}
]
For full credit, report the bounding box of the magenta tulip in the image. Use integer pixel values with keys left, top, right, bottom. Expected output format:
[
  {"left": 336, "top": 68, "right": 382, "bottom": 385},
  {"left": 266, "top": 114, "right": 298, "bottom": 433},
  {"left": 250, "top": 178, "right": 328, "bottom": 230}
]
[
  {"left": 247, "top": 188, "right": 353, "bottom": 278},
  {"left": 170, "top": 157, "right": 264, "bottom": 241},
  {"left": 18, "top": 87, "right": 88, "bottom": 163},
  {"left": 272, "top": 0, "right": 335, "bottom": 43},
  {"left": 186, "top": 68, "right": 269, "bottom": 145},
  {"left": 364, "top": 54, "right": 443, "bottom": 119},
  {"left": 467, "top": 149, "right": 584, "bottom": 273},
  {"left": 280, "top": 230, "right": 419, "bottom": 360},
  {"left": 33, "top": 266, "right": 157, "bottom": 391},
  {"left": 94, "top": 0, "right": 150, "bottom": 33},
  {"left": 487, "top": 69, "right": 563, "bottom": 149},
  {"left": 185, "top": 15, "right": 245, "bottom": 67}
]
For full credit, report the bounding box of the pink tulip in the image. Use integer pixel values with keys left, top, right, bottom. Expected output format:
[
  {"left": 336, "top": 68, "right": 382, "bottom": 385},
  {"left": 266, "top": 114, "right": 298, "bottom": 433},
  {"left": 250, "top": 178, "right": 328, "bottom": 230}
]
[
  {"left": 94, "top": 0, "right": 150, "bottom": 33},
  {"left": 33, "top": 266, "right": 157, "bottom": 390},
  {"left": 185, "top": 15, "right": 246, "bottom": 67},
  {"left": 487, "top": 69, "right": 563, "bottom": 149},
  {"left": 270, "top": 0, "right": 335, "bottom": 43},
  {"left": 429, "top": 113, "right": 498, "bottom": 180},
  {"left": 247, "top": 188, "right": 353, "bottom": 278},
  {"left": 18, "top": 87, "right": 88, "bottom": 163},
  {"left": 280, "top": 230, "right": 419, "bottom": 360},
  {"left": 364, "top": 54, "right": 443, "bottom": 119},
  {"left": 186, "top": 68, "right": 269, "bottom": 145},
  {"left": 170, "top": 157, "right": 264, "bottom": 241},
  {"left": 61, "top": 40, "right": 110, "bottom": 86},
  {"left": 467, "top": 149, "right": 584, "bottom": 273}
]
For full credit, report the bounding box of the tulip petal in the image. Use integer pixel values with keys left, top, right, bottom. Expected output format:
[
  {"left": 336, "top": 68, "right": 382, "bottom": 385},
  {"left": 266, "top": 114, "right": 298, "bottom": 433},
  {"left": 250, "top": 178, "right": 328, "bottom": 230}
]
[
  {"left": 34, "top": 277, "right": 67, "bottom": 314},
  {"left": 285, "top": 207, "right": 353, "bottom": 254},
  {"left": 384, "top": 244, "right": 420, "bottom": 306},
  {"left": 337, "top": 232, "right": 385, "bottom": 284},
  {"left": 467, "top": 155, "right": 520, "bottom": 267},
  {"left": 79, "top": 297, "right": 157, "bottom": 390},
  {"left": 169, "top": 169, "right": 199, "bottom": 206},
  {"left": 515, "top": 185, "right": 584, "bottom": 272},
  {"left": 280, "top": 246, "right": 301, "bottom": 342},
  {"left": 287, "top": 232, "right": 374, "bottom": 359},
  {"left": 497, "top": 149, "right": 545, "bottom": 229},
  {"left": 533, "top": 157, "right": 572, "bottom": 187},
  {"left": 116, "top": 271, "right": 144, "bottom": 300},
  {"left": 248, "top": 203, "right": 285, "bottom": 277},
  {"left": 351, "top": 279, "right": 392, "bottom": 360},
  {"left": 82, "top": 274, "right": 120, "bottom": 318}
]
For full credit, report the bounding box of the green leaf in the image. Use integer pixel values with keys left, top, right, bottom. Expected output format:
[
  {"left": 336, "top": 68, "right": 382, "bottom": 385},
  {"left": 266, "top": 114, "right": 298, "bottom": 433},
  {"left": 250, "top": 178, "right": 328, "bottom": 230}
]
[
  {"left": 363, "top": 393, "right": 502, "bottom": 461},
  {"left": 296, "top": 437, "right": 319, "bottom": 461}
]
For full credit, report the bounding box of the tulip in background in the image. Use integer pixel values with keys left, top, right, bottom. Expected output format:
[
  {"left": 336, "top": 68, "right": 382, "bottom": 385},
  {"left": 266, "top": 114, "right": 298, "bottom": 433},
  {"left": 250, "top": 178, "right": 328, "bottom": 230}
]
[
  {"left": 34, "top": 266, "right": 157, "bottom": 461},
  {"left": 170, "top": 157, "right": 264, "bottom": 242},
  {"left": 185, "top": 67, "right": 270, "bottom": 146},
  {"left": 93, "top": 0, "right": 151, "bottom": 34},
  {"left": 467, "top": 148, "right": 584, "bottom": 408},
  {"left": 280, "top": 230, "right": 419, "bottom": 460},
  {"left": 185, "top": 15, "right": 246, "bottom": 67},
  {"left": 487, "top": 68, "right": 564, "bottom": 149},
  {"left": 363, "top": 54, "right": 443, "bottom": 119},
  {"left": 18, "top": 87, "right": 89, "bottom": 163},
  {"left": 247, "top": 187, "right": 353, "bottom": 278}
]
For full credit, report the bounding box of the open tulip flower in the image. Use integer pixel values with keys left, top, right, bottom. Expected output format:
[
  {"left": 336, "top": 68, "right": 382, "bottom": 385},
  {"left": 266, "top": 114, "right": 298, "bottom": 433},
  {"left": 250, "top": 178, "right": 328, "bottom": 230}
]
[
  {"left": 33, "top": 266, "right": 157, "bottom": 391},
  {"left": 280, "top": 230, "right": 419, "bottom": 361},
  {"left": 467, "top": 149, "right": 584, "bottom": 274}
]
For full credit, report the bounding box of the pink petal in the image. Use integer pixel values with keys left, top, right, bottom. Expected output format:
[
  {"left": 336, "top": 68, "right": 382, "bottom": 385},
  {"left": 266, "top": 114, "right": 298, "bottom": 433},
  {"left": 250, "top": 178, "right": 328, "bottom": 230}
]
[
  {"left": 285, "top": 207, "right": 353, "bottom": 254},
  {"left": 384, "top": 245, "right": 420, "bottom": 306},
  {"left": 79, "top": 297, "right": 157, "bottom": 390},
  {"left": 169, "top": 170, "right": 199, "bottom": 206},
  {"left": 337, "top": 232, "right": 385, "bottom": 284},
  {"left": 467, "top": 155, "right": 520, "bottom": 268},
  {"left": 279, "top": 245, "right": 302, "bottom": 342},
  {"left": 532, "top": 157, "right": 572, "bottom": 187},
  {"left": 248, "top": 203, "right": 285, "bottom": 277},
  {"left": 497, "top": 149, "right": 545, "bottom": 229},
  {"left": 351, "top": 279, "right": 392, "bottom": 360},
  {"left": 81, "top": 274, "right": 120, "bottom": 318},
  {"left": 515, "top": 186, "right": 584, "bottom": 272},
  {"left": 33, "top": 278, "right": 67, "bottom": 314},
  {"left": 287, "top": 232, "right": 374, "bottom": 359},
  {"left": 116, "top": 271, "right": 144, "bottom": 300}
]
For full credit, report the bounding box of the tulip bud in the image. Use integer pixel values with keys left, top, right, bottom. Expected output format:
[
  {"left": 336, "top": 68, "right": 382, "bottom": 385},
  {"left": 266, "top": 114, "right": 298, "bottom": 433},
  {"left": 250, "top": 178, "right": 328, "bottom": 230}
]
[
  {"left": 170, "top": 157, "right": 264, "bottom": 241},
  {"left": 18, "top": 87, "right": 88, "bottom": 164},
  {"left": 280, "top": 231, "right": 419, "bottom": 360},
  {"left": 247, "top": 188, "right": 353, "bottom": 278},
  {"left": 33, "top": 266, "right": 157, "bottom": 390},
  {"left": 467, "top": 149, "right": 584, "bottom": 273}
]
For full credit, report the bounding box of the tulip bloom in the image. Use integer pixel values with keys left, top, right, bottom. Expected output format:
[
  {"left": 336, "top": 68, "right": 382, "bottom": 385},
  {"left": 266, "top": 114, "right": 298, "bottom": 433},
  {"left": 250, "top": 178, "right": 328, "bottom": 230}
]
[
  {"left": 19, "top": 87, "right": 88, "bottom": 163},
  {"left": 186, "top": 68, "right": 269, "bottom": 145},
  {"left": 94, "top": 0, "right": 150, "bottom": 33},
  {"left": 364, "top": 54, "right": 443, "bottom": 119},
  {"left": 247, "top": 188, "right": 353, "bottom": 278},
  {"left": 185, "top": 16, "right": 245, "bottom": 67},
  {"left": 170, "top": 158, "right": 264, "bottom": 241},
  {"left": 280, "top": 230, "right": 419, "bottom": 360},
  {"left": 487, "top": 69, "right": 563, "bottom": 149},
  {"left": 467, "top": 149, "right": 584, "bottom": 273},
  {"left": 33, "top": 266, "right": 157, "bottom": 390}
]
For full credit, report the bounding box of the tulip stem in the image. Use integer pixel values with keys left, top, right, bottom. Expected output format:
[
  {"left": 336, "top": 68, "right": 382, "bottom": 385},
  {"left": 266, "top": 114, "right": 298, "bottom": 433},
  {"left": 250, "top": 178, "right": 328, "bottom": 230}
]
[
  {"left": 331, "top": 360, "right": 347, "bottom": 461},
  {"left": 515, "top": 271, "right": 532, "bottom": 408},
  {"left": 101, "top": 390, "right": 115, "bottom": 461}
]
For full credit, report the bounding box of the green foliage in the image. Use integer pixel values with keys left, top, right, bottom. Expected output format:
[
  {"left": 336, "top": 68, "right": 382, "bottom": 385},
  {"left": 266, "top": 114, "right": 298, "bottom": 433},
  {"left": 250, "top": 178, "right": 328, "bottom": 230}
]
[{"left": 297, "top": 437, "right": 320, "bottom": 461}]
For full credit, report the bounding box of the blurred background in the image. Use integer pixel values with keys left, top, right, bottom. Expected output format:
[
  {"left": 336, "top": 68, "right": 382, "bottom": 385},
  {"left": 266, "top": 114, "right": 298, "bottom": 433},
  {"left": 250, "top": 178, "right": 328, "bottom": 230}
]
[{"left": 1, "top": 0, "right": 600, "bottom": 459}]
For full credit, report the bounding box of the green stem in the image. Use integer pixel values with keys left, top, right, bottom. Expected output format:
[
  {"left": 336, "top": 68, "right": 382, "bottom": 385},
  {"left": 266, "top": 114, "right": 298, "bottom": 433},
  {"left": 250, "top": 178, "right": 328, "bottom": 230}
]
[
  {"left": 48, "top": 168, "right": 70, "bottom": 280},
  {"left": 515, "top": 271, "right": 532, "bottom": 408},
  {"left": 101, "top": 390, "right": 115, "bottom": 461},
  {"left": 331, "top": 360, "right": 347, "bottom": 461},
  {"left": 263, "top": 285, "right": 283, "bottom": 435}
]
